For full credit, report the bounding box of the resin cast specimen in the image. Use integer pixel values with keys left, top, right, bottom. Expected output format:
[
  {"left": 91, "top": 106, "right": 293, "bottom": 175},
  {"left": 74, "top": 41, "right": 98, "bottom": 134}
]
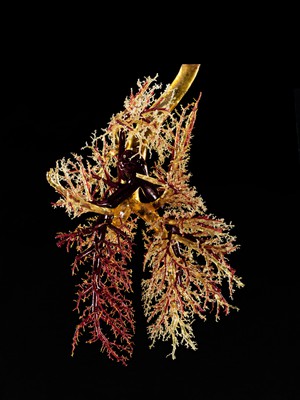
[{"left": 46, "top": 64, "right": 244, "bottom": 366}]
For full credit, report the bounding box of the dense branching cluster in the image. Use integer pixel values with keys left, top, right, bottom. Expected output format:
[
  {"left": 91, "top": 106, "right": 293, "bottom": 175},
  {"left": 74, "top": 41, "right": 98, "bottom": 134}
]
[{"left": 47, "top": 74, "right": 244, "bottom": 365}]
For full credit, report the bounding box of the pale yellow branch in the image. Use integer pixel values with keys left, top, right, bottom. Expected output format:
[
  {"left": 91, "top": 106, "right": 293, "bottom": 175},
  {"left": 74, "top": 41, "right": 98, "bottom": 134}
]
[
  {"left": 128, "top": 64, "right": 201, "bottom": 156},
  {"left": 46, "top": 169, "right": 115, "bottom": 216}
]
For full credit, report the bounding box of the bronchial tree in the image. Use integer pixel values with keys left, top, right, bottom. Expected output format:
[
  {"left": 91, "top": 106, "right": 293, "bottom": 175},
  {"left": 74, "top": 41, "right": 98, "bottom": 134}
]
[{"left": 47, "top": 64, "right": 244, "bottom": 366}]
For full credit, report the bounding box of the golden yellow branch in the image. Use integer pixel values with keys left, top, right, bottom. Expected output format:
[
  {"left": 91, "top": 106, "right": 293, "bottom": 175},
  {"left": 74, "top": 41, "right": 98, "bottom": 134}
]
[{"left": 153, "top": 64, "right": 201, "bottom": 112}]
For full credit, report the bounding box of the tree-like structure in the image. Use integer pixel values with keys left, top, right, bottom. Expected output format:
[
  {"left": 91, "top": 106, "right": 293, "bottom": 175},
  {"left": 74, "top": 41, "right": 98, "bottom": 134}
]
[{"left": 47, "top": 65, "right": 244, "bottom": 365}]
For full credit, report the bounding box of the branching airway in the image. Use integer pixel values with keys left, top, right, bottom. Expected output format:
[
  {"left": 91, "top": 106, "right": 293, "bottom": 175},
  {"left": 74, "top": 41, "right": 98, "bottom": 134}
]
[
  {"left": 165, "top": 223, "right": 198, "bottom": 258},
  {"left": 57, "top": 213, "right": 136, "bottom": 366},
  {"left": 47, "top": 69, "right": 243, "bottom": 365}
]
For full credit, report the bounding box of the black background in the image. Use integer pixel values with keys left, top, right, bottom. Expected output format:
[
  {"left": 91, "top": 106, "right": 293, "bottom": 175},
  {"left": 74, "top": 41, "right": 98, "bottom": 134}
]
[{"left": 2, "top": 61, "right": 300, "bottom": 399}]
